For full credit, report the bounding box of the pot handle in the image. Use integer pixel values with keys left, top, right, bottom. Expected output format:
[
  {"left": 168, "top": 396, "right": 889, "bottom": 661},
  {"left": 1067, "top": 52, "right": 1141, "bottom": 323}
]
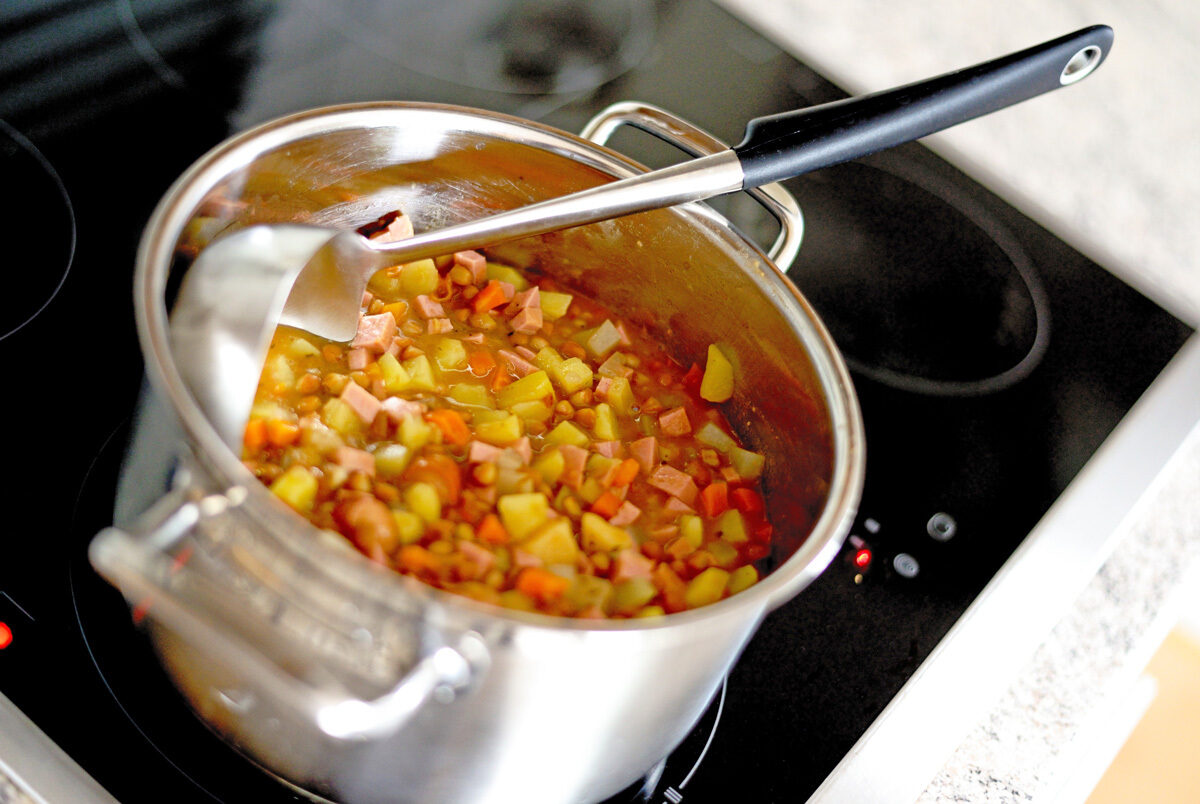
[
  {"left": 89, "top": 489, "right": 489, "bottom": 741},
  {"left": 580, "top": 102, "right": 804, "bottom": 272}
]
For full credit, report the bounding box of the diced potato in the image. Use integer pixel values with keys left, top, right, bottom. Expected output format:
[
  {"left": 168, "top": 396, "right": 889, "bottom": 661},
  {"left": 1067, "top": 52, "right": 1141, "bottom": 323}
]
[
  {"left": 715, "top": 509, "right": 748, "bottom": 543},
  {"left": 393, "top": 510, "right": 425, "bottom": 544},
  {"left": 322, "top": 397, "right": 363, "bottom": 437},
  {"left": 497, "top": 370, "right": 553, "bottom": 409},
  {"left": 400, "top": 259, "right": 439, "bottom": 296},
  {"left": 269, "top": 465, "right": 317, "bottom": 513},
  {"left": 708, "top": 539, "right": 738, "bottom": 567},
  {"left": 510, "top": 400, "right": 553, "bottom": 422},
  {"left": 372, "top": 443, "right": 411, "bottom": 477},
  {"left": 401, "top": 354, "right": 437, "bottom": 392},
  {"left": 263, "top": 353, "right": 295, "bottom": 390},
  {"left": 684, "top": 567, "right": 730, "bottom": 608},
  {"left": 545, "top": 420, "right": 590, "bottom": 448},
  {"left": 497, "top": 492, "right": 551, "bottom": 539},
  {"left": 534, "top": 346, "right": 564, "bottom": 373},
  {"left": 474, "top": 413, "right": 523, "bottom": 445},
  {"left": 585, "top": 453, "right": 619, "bottom": 479},
  {"left": 596, "top": 353, "right": 630, "bottom": 378},
  {"left": 539, "top": 291, "right": 573, "bottom": 321},
  {"left": 679, "top": 514, "right": 704, "bottom": 549},
  {"left": 726, "top": 565, "right": 759, "bottom": 596},
  {"left": 700, "top": 344, "right": 734, "bottom": 403},
  {"left": 613, "top": 577, "right": 658, "bottom": 614},
  {"left": 533, "top": 448, "right": 566, "bottom": 486},
  {"left": 578, "top": 477, "right": 604, "bottom": 504},
  {"left": 433, "top": 338, "right": 468, "bottom": 371},
  {"left": 250, "top": 400, "right": 293, "bottom": 423},
  {"left": 519, "top": 519, "right": 579, "bottom": 565},
  {"left": 635, "top": 605, "right": 666, "bottom": 618},
  {"left": 398, "top": 415, "right": 434, "bottom": 451},
  {"left": 566, "top": 575, "right": 614, "bottom": 614},
  {"left": 695, "top": 421, "right": 736, "bottom": 453},
  {"left": 605, "top": 376, "right": 634, "bottom": 416},
  {"left": 580, "top": 512, "right": 633, "bottom": 552},
  {"left": 404, "top": 482, "right": 442, "bottom": 523},
  {"left": 448, "top": 383, "right": 494, "bottom": 408},
  {"left": 284, "top": 336, "right": 320, "bottom": 358},
  {"left": 486, "top": 262, "right": 530, "bottom": 291},
  {"left": 729, "top": 447, "right": 765, "bottom": 481},
  {"left": 551, "top": 358, "right": 593, "bottom": 394},
  {"left": 378, "top": 352, "right": 412, "bottom": 394},
  {"left": 585, "top": 319, "right": 621, "bottom": 359},
  {"left": 592, "top": 403, "right": 619, "bottom": 441}
]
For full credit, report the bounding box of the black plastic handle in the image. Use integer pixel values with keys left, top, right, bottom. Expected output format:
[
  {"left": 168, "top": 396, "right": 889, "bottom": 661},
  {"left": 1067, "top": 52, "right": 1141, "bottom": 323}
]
[{"left": 734, "top": 25, "right": 1113, "bottom": 188}]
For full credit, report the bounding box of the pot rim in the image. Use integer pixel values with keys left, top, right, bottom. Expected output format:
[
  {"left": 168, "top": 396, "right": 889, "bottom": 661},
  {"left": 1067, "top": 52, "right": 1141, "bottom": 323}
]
[{"left": 133, "top": 100, "right": 865, "bottom": 631}]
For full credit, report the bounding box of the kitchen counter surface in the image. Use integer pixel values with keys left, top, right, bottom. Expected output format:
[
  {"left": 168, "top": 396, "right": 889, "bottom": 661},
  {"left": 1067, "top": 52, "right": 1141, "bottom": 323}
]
[{"left": 718, "top": 0, "right": 1200, "bottom": 801}]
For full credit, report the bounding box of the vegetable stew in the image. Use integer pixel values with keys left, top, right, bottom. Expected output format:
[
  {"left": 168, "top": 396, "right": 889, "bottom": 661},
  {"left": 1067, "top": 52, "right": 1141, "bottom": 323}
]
[{"left": 241, "top": 210, "right": 774, "bottom": 618}]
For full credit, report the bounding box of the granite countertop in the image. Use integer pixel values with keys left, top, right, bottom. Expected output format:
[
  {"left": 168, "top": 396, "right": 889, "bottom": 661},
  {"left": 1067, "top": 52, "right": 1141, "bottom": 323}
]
[{"left": 718, "top": 0, "right": 1200, "bottom": 800}]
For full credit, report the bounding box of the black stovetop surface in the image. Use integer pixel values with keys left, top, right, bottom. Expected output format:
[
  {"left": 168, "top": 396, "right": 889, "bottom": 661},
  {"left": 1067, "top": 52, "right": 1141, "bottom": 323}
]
[{"left": 0, "top": 2, "right": 1191, "bottom": 802}]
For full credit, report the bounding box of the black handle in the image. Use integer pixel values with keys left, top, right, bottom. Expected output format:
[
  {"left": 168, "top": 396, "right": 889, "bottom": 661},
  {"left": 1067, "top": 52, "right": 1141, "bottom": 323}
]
[{"left": 734, "top": 25, "right": 1113, "bottom": 188}]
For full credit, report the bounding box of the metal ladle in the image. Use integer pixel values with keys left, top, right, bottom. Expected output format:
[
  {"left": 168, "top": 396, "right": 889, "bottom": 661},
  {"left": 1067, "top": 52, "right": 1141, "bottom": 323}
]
[{"left": 170, "top": 25, "right": 1111, "bottom": 448}]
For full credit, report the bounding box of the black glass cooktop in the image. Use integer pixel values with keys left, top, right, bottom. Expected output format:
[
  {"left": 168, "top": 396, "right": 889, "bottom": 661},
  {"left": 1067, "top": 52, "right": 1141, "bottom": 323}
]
[{"left": 0, "top": 1, "right": 1191, "bottom": 802}]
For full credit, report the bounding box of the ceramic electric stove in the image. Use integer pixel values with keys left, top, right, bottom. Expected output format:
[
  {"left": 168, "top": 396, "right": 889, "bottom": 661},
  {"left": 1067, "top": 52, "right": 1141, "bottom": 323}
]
[{"left": 1, "top": 1, "right": 1196, "bottom": 802}]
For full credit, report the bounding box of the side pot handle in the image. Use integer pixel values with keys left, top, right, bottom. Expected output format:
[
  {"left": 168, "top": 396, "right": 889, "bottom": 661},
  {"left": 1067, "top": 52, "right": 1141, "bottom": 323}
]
[
  {"left": 580, "top": 101, "right": 804, "bottom": 272},
  {"left": 89, "top": 491, "right": 489, "bottom": 741}
]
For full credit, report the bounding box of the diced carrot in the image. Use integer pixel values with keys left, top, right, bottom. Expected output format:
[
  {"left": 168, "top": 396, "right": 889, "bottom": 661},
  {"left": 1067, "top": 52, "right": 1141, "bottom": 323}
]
[
  {"left": 590, "top": 491, "right": 623, "bottom": 519},
  {"left": 472, "top": 280, "right": 508, "bottom": 314},
  {"left": 382, "top": 301, "right": 408, "bottom": 320},
  {"left": 476, "top": 513, "right": 509, "bottom": 545},
  {"left": 491, "top": 371, "right": 512, "bottom": 392},
  {"left": 682, "top": 362, "right": 704, "bottom": 392},
  {"left": 698, "top": 481, "right": 729, "bottom": 518},
  {"left": 468, "top": 349, "right": 497, "bottom": 376},
  {"left": 515, "top": 567, "right": 569, "bottom": 602},
  {"left": 731, "top": 487, "right": 763, "bottom": 513},
  {"left": 652, "top": 563, "right": 687, "bottom": 612},
  {"left": 610, "top": 457, "right": 640, "bottom": 487},
  {"left": 265, "top": 419, "right": 301, "bottom": 448},
  {"left": 428, "top": 408, "right": 471, "bottom": 447},
  {"left": 243, "top": 418, "right": 267, "bottom": 451},
  {"left": 397, "top": 545, "right": 441, "bottom": 576}
]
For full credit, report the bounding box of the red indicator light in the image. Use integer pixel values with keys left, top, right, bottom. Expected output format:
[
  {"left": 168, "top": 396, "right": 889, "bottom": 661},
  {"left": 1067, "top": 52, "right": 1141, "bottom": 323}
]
[
  {"left": 854, "top": 548, "right": 873, "bottom": 569},
  {"left": 0, "top": 621, "right": 12, "bottom": 650}
]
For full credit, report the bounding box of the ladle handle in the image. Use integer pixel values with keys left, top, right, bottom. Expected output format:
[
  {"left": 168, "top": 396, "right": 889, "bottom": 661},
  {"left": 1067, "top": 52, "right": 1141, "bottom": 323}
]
[{"left": 734, "top": 25, "right": 1113, "bottom": 187}]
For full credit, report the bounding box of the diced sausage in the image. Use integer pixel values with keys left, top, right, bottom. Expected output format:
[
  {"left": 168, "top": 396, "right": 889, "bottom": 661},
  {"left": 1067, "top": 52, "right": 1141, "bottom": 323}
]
[
  {"left": 332, "top": 493, "right": 398, "bottom": 563},
  {"left": 509, "top": 306, "right": 543, "bottom": 334},
  {"left": 594, "top": 440, "right": 622, "bottom": 458},
  {"left": 559, "top": 444, "right": 588, "bottom": 489},
  {"left": 457, "top": 540, "right": 495, "bottom": 578},
  {"left": 453, "top": 250, "right": 487, "bottom": 283},
  {"left": 351, "top": 312, "right": 397, "bottom": 353},
  {"left": 347, "top": 347, "right": 370, "bottom": 371},
  {"left": 382, "top": 396, "right": 425, "bottom": 424},
  {"left": 426, "top": 317, "right": 453, "bottom": 334},
  {"left": 629, "top": 437, "right": 659, "bottom": 474},
  {"left": 510, "top": 286, "right": 540, "bottom": 311},
  {"left": 413, "top": 295, "right": 445, "bottom": 319},
  {"left": 341, "top": 381, "right": 383, "bottom": 424},
  {"left": 509, "top": 437, "right": 533, "bottom": 465},
  {"left": 647, "top": 464, "right": 698, "bottom": 505},
  {"left": 609, "top": 501, "right": 641, "bottom": 527},
  {"left": 663, "top": 496, "right": 696, "bottom": 515},
  {"left": 333, "top": 446, "right": 376, "bottom": 477},
  {"left": 658, "top": 406, "right": 691, "bottom": 436},
  {"left": 611, "top": 547, "right": 654, "bottom": 583},
  {"left": 467, "top": 440, "right": 503, "bottom": 463},
  {"left": 497, "top": 349, "right": 539, "bottom": 377}
]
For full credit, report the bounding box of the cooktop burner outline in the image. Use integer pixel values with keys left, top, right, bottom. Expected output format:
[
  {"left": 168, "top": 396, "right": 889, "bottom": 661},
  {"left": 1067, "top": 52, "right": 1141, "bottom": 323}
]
[
  {"left": 790, "top": 156, "right": 1050, "bottom": 396},
  {"left": 0, "top": 118, "right": 75, "bottom": 342}
]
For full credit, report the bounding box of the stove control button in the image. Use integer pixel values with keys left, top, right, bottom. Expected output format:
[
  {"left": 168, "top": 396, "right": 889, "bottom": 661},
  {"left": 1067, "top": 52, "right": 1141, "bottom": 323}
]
[
  {"left": 892, "top": 553, "right": 920, "bottom": 578},
  {"left": 927, "top": 512, "right": 957, "bottom": 542}
]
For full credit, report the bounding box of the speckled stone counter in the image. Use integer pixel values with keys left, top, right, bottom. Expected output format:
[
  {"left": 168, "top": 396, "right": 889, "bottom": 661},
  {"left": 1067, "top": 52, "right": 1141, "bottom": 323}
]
[{"left": 716, "top": 0, "right": 1200, "bottom": 800}]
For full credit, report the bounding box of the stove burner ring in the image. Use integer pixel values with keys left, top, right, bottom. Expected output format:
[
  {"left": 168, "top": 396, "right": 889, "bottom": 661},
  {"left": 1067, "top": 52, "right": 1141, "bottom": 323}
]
[
  {"left": 302, "top": 0, "right": 657, "bottom": 96},
  {"left": 793, "top": 158, "right": 1049, "bottom": 397},
  {"left": 0, "top": 119, "right": 75, "bottom": 342}
]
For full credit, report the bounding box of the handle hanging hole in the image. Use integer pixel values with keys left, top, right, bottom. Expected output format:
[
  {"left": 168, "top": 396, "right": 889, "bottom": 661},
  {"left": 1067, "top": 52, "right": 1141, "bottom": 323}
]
[{"left": 1060, "top": 46, "right": 1102, "bottom": 85}]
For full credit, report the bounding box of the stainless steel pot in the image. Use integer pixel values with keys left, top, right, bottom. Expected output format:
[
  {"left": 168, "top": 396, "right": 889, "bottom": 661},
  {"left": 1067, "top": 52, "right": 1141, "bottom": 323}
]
[{"left": 89, "top": 101, "right": 865, "bottom": 804}]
